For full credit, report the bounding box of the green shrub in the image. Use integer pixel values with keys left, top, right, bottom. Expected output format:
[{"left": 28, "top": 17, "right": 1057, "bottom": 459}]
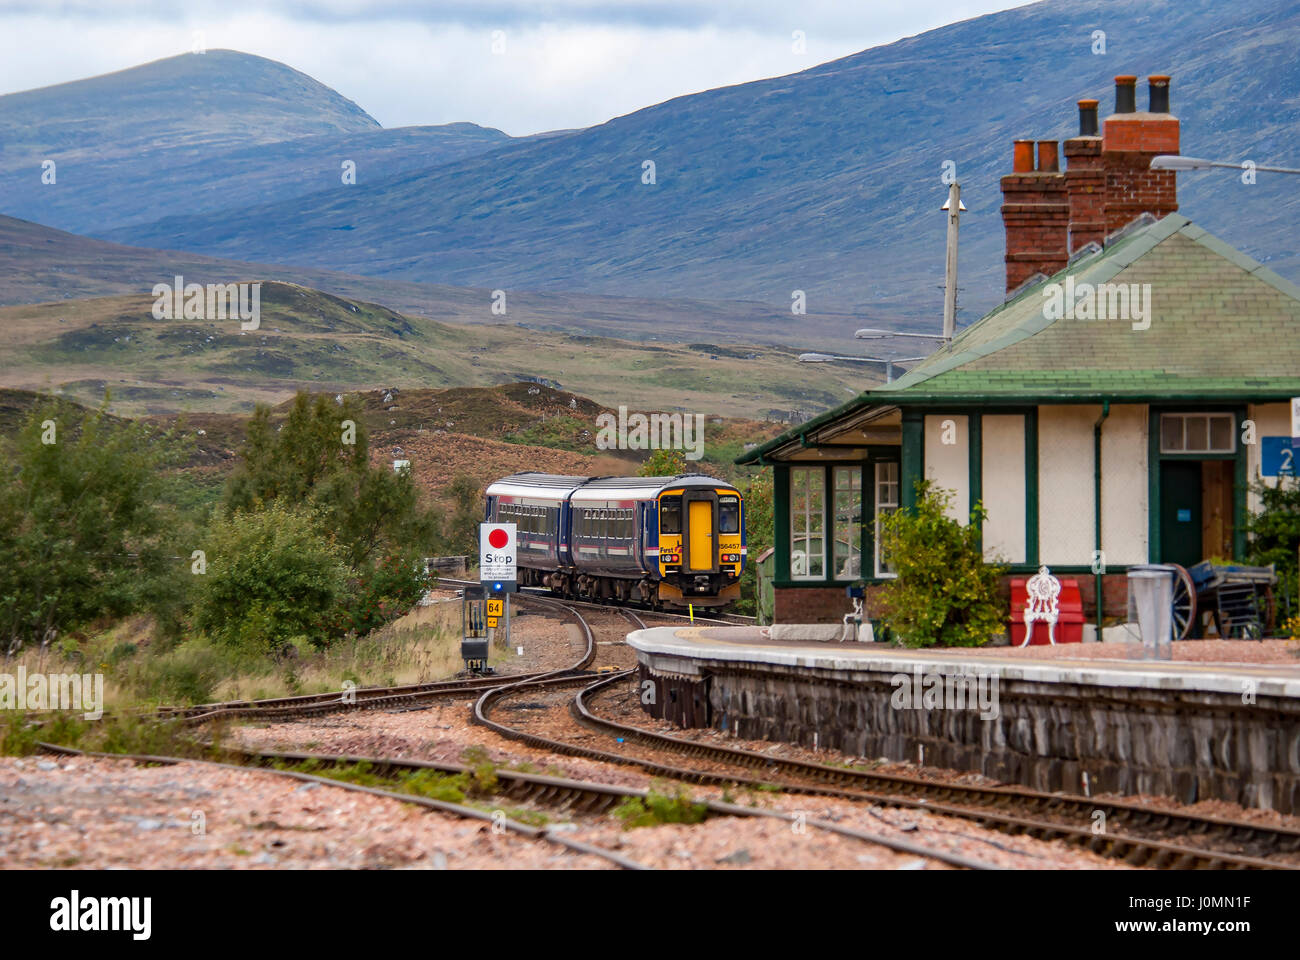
[
  {"left": 193, "top": 503, "right": 348, "bottom": 653},
  {"left": 877, "top": 479, "right": 1007, "bottom": 648},
  {"left": 0, "top": 398, "right": 195, "bottom": 655},
  {"left": 1245, "top": 476, "right": 1300, "bottom": 622},
  {"left": 124, "top": 638, "right": 230, "bottom": 704},
  {"left": 613, "top": 788, "right": 708, "bottom": 828}
]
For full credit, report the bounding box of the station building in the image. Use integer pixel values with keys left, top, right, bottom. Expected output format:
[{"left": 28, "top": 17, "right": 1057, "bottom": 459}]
[{"left": 737, "top": 76, "right": 1300, "bottom": 629}]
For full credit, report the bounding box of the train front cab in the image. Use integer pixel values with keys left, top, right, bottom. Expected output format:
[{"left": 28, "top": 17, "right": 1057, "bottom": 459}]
[{"left": 655, "top": 484, "right": 743, "bottom": 607}]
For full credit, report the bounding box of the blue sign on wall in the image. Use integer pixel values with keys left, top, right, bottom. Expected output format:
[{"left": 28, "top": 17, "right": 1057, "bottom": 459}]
[{"left": 1261, "top": 436, "right": 1298, "bottom": 477}]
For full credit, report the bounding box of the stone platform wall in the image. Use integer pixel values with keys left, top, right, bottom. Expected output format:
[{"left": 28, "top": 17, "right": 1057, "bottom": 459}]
[{"left": 637, "top": 660, "right": 1300, "bottom": 814}]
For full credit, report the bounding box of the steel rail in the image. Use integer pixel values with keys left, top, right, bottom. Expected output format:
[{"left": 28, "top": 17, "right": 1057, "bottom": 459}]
[
  {"left": 467, "top": 605, "right": 999, "bottom": 869},
  {"left": 34, "top": 740, "right": 649, "bottom": 870},
  {"left": 570, "top": 671, "right": 1300, "bottom": 870}
]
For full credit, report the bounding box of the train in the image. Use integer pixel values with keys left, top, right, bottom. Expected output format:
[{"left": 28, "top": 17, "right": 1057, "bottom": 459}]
[{"left": 484, "top": 473, "right": 745, "bottom": 608}]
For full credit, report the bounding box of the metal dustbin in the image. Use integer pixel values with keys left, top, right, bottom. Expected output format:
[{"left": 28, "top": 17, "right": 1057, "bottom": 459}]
[{"left": 1127, "top": 564, "right": 1177, "bottom": 659}]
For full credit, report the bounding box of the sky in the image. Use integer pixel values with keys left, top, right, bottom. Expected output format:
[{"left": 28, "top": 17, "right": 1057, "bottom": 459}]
[{"left": 0, "top": 1, "right": 1032, "bottom": 135}]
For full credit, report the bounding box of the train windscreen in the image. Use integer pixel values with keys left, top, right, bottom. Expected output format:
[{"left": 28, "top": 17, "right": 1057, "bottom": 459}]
[
  {"left": 660, "top": 496, "right": 682, "bottom": 534},
  {"left": 719, "top": 495, "right": 740, "bottom": 534}
]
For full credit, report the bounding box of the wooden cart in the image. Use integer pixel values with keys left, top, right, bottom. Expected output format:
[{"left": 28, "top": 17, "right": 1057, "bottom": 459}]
[{"left": 1186, "top": 561, "right": 1277, "bottom": 640}]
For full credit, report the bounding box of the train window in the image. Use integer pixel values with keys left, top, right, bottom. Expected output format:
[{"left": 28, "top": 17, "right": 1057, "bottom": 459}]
[
  {"left": 660, "top": 496, "right": 682, "bottom": 534},
  {"left": 719, "top": 496, "right": 740, "bottom": 534}
]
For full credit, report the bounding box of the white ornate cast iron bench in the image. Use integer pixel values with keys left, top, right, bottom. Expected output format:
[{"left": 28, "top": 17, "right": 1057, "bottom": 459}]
[{"left": 1021, "top": 565, "right": 1062, "bottom": 647}]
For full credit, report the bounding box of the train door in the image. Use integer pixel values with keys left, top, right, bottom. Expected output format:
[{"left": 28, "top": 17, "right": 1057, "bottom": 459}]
[{"left": 684, "top": 493, "right": 717, "bottom": 572}]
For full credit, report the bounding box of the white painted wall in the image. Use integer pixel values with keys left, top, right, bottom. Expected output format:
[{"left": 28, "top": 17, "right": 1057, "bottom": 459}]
[
  {"left": 1248, "top": 403, "right": 1292, "bottom": 510},
  {"left": 981, "top": 415, "right": 1025, "bottom": 563},
  {"left": 1038, "top": 406, "right": 1097, "bottom": 566},
  {"left": 924, "top": 414, "right": 969, "bottom": 523},
  {"left": 1100, "top": 405, "right": 1148, "bottom": 565}
]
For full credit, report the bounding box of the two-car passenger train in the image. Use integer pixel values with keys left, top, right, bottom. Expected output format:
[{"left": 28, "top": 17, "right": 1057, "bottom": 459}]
[{"left": 484, "top": 473, "right": 745, "bottom": 607}]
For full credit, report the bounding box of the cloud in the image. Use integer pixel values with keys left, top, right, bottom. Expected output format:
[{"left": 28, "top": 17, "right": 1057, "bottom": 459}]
[{"left": 0, "top": 1, "right": 1031, "bottom": 134}]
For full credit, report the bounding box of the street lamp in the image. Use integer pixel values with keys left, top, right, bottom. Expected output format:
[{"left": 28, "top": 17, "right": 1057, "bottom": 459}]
[
  {"left": 854, "top": 328, "right": 950, "bottom": 342},
  {"left": 797, "top": 352, "right": 927, "bottom": 383},
  {"left": 1151, "top": 155, "right": 1300, "bottom": 175}
]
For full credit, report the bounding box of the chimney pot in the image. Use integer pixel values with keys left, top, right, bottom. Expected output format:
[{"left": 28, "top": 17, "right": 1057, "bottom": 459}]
[
  {"left": 1013, "top": 139, "right": 1035, "bottom": 172},
  {"left": 1036, "top": 140, "right": 1059, "bottom": 172},
  {"left": 1148, "top": 75, "right": 1171, "bottom": 113},
  {"left": 1114, "top": 75, "right": 1137, "bottom": 113},
  {"left": 1077, "top": 99, "right": 1099, "bottom": 136}
]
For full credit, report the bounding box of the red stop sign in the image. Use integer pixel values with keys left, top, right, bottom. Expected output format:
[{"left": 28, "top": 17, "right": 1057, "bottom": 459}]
[{"left": 488, "top": 528, "right": 509, "bottom": 549}]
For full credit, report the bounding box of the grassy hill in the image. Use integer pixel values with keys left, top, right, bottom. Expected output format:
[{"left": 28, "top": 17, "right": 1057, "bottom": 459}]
[
  {"left": 0, "top": 214, "right": 863, "bottom": 349},
  {"left": 0, "top": 282, "right": 868, "bottom": 419},
  {"left": 1, "top": 383, "right": 780, "bottom": 520},
  {"left": 89, "top": 0, "right": 1300, "bottom": 325}
]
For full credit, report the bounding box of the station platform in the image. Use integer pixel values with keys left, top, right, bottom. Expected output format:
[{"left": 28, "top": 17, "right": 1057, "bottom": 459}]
[
  {"left": 627, "top": 626, "right": 1300, "bottom": 699},
  {"left": 625, "top": 626, "right": 1300, "bottom": 814}
]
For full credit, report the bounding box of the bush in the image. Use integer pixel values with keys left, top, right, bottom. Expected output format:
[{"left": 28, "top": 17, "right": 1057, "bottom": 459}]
[
  {"left": 0, "top": 398, "right": 194, "bottom": 655},
  {"left": 613, "top": 788, "right": 708, "bottom": 828},
  {"left": 638, "top": 448, "right": 688, "bottom": 477},
  {"left": 194, "top": 503, "right": 348, "bottom": 653},
  {"left": 124, "top": 638, "right": 230, "bottom": 704},
  {"left": 1245, "top": 476, "right": 1299, "bottom": 622},
  {"left": 733, "top": 470, "right": 772, "bottom": 617},
  {"left": 878, "top": 479, "right": 1006, "bottom": 648}
]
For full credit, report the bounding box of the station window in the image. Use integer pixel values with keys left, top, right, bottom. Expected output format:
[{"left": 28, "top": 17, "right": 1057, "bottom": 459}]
[
  {"left": 790, "top": 466, "right": 825, "bottom": 580},
  {"left": 832, "top": 467, "right": 862, "bottom": 580},
  {"left": 874, "top": 462, "right": 899, "bottom": 579},
  {"left": 1160, "top": 413, "right": 1235, "bottom": 455}
]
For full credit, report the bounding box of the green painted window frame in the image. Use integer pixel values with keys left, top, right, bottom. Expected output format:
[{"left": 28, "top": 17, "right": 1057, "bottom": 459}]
[{"left": 772, "top": 449, "right": 900, "bottom": 587}]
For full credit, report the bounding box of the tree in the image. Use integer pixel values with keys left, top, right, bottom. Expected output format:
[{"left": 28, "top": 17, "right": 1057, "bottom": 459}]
[
  {"left": 733, "top": 470, "right": 772, "bottom": 616},
  {"left": 223, "top": 392, "right": 440, "bottom": 566},
  {"left": 639, "top": 448, "right": 688, "bottom": 477},
  {"left": 0, "top": 399, "right": 191, "bottom": 655},
  {"left": 443, "top": 473, "right": 483, "bottom": 558},
  {"left": 877, "top": 479, "right": 1006, "bottom": 647}
]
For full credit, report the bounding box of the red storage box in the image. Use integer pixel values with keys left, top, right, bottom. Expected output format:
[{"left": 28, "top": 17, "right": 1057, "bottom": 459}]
[{"left": 1009, "top": 576, "right": 1084, "bottom": 645}]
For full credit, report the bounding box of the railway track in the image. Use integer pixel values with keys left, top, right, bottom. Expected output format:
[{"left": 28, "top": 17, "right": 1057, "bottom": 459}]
[
  {"left": 437, "top": 577, "right": 754, "bottom": 626},
  {"left": 570, "top": 670, "right": 1300, "bottom": 870},
  {"left": 35, "top": 740, "right": 648, "bottom": 870},
  {"left": 467, "top": 604, "right": 999, "bottom": 868},
  {"left": 152, "top": 591, "right": 599, "bottom": 725},
  {"left": 146, "top": 590, "right": 1298, "bottom": 870}
]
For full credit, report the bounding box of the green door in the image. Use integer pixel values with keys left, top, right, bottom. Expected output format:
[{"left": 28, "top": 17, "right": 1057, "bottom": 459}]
[{"left": 1159, "top": 461, "right": 1202, "bottom": 566}]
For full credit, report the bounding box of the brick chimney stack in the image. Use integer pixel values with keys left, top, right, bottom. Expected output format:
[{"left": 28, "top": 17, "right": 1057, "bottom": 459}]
[
  {"left": 1065, "top": 99, "right": 1104, "bottom": 252},
  {"left": 1001, "top": 74, "right": 1180, "bottom": 292},
  {"left": 1000, "top": 139, "right": 1069, "bottom": 292},
  {"left": 1101, "top": 74, "right": 1179, "bottom": 233}
]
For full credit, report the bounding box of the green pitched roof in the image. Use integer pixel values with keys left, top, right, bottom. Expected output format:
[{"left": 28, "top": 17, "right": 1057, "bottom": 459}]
[{"left": 739, "top": 213, "right": 1300, "bottom": 464}]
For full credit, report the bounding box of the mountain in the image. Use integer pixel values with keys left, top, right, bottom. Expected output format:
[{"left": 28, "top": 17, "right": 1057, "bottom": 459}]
[
  {"left": 0, "top": 51, "right": 537, "bottom": 233},
  {"left": 0, "top": 50, "right": 378, "bottom": 158},
  {"left": 86, "top": 0, "right": 1300, "bottom": 325}
]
